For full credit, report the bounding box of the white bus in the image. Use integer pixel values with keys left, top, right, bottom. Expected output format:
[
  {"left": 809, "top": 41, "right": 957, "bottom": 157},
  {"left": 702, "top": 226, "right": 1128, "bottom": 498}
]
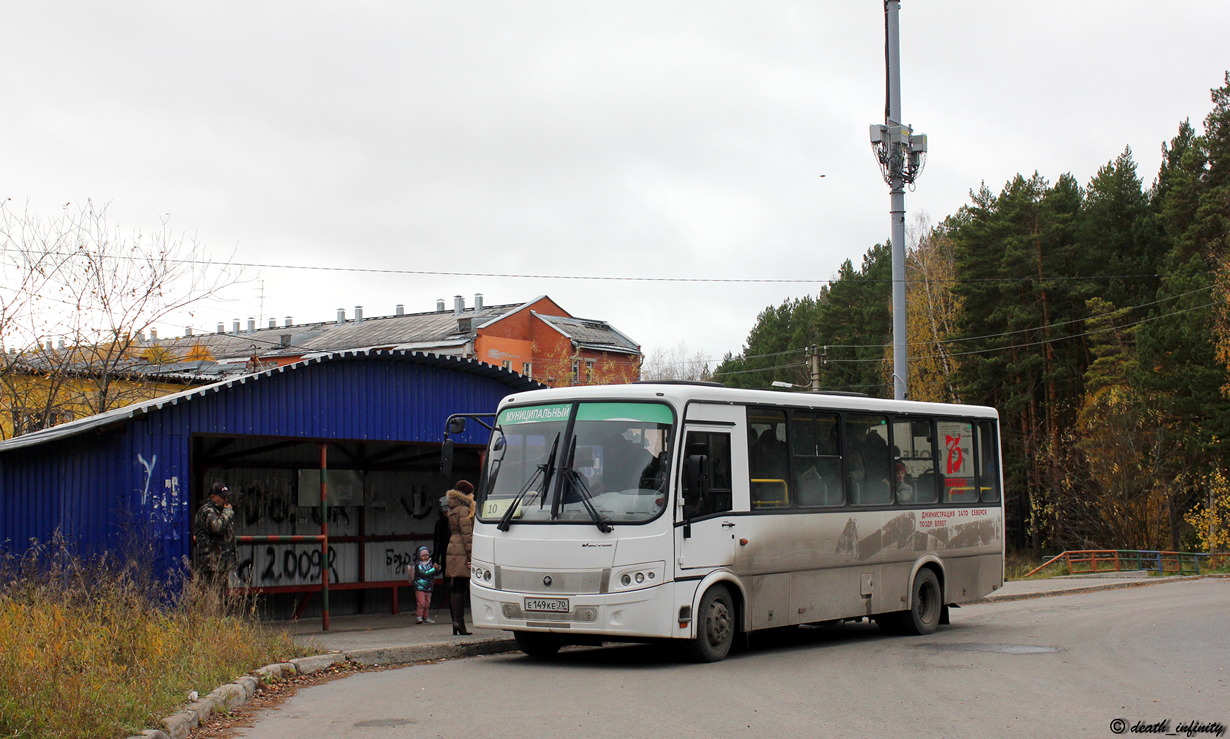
[{"left": 464, "top": 382, "right": 1003, "bottom": 661}]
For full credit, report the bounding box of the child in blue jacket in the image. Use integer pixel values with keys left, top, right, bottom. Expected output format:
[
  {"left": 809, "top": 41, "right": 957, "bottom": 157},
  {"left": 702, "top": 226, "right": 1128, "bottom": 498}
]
[{"left": 410, "top": 545, "right": 441, "bottom": 624}]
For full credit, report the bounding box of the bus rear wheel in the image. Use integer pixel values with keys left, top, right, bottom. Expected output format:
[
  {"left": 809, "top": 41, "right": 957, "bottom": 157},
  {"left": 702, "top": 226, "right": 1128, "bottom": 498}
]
[
  {"left": 877, "top": 569, "right": 942, "bottom": 636},
  {"left": 515, "top": 631, "right": 563, "bottom": 659},
  {"left": 684, "top": 585, "right": 735, "bottom": 663}
]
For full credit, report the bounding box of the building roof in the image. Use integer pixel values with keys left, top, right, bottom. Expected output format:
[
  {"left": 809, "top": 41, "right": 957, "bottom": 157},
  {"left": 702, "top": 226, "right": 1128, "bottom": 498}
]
[
  {"left": 153, "top": 301, "right": 526, "bottom": 362},
  {"left": 138, "top": 295, "right": 640, "bottom": 377},
  {"left": 0, "top": 349, "right": 543, "bottom": 454},
  {"left": 534, "top": 313, "right": 640, "bottom": 355}
]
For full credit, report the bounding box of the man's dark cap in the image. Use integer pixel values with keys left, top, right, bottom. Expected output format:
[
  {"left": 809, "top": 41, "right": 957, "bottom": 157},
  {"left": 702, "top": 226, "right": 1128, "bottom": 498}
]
[{"left": 211, "top": 483, "right": 231, "bottom": 498}]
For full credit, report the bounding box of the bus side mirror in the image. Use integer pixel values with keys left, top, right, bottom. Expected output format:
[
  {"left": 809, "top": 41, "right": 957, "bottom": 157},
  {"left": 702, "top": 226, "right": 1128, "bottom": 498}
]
[
  {"left": 447, "top": 417, "right": 467, "bottom": 435},
  {"left": 441, "top": 439, "right": 455, "bottom": 478},
  {"left": 683, "top": 454, "right": 709, "bottom": 506}
]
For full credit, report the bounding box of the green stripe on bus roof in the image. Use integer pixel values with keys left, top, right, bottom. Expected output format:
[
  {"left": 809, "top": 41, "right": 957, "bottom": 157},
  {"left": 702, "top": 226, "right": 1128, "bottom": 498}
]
[
  {"left": 575, "top": 402, "right": 673, "bottom": 424},
  {"left": 498, "top": 404, "right": 572, "bottom": 425}
]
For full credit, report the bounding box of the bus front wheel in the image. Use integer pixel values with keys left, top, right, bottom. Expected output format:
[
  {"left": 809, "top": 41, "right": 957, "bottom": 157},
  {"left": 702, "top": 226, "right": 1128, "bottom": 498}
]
[{"left": 684, "top": 585, "right": 735, "bottom": 663}]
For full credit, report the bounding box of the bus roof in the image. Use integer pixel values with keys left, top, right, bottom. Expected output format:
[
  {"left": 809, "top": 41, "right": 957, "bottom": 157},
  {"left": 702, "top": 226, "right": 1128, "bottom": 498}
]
[{"left": 495, "top": 383, "right": 999, "bottom": 420}]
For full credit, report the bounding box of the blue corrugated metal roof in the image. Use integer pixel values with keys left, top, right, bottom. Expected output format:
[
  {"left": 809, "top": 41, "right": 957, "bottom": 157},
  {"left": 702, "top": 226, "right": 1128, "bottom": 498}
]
[{"left": 0, "top": 349, "right": 541, "bottom": 454}]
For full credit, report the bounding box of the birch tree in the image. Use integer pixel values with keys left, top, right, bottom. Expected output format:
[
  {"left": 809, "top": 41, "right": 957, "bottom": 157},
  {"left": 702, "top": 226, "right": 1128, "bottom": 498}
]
[{"left": 0, "top": 200, "right": 240, "bottom": 438}]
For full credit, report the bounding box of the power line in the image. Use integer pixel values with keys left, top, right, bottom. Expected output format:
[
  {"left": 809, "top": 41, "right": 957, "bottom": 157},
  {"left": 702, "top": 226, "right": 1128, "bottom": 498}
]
[
  {"left": 835, "top": 284, "right": 1215, "bottom": 351},
  {"left": 711, "top": 361, "right": 808, "bottom": 377},
  {"left": 6, "top": 249, "right": 1214, "bottom": 370},
  {"left": 709, "top": 292, "right": 1222, "bottom": 370},
  {"left": 814, "top": 299, "right": 1220, "bottom": 364},
  {"left": 918, "top": 300, "right": 1220, "bottom": 361},
  {"left": 11, "top": 248, "right": 1164, "bottom": 285},
  {"left": 928, "top": 284, "right": 1215, "bottom": 348}
]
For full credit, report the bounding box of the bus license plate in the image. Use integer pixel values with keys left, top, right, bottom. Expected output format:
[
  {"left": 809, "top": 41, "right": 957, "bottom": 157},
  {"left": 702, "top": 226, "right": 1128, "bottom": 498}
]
[{"left": 524, "top": 597, "right": 569, "bottom": 613}]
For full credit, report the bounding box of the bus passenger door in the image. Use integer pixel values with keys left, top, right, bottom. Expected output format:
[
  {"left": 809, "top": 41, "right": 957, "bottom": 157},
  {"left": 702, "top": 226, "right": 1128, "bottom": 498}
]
[{"left": 676, "top": 427, "right": 736, "bottom": 570}]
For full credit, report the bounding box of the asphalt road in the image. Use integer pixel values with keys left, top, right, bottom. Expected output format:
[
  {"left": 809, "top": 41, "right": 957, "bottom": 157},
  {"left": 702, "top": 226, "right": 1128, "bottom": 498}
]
[{"left": 227, "top": 578, "right": 1229, "bottom": 738}]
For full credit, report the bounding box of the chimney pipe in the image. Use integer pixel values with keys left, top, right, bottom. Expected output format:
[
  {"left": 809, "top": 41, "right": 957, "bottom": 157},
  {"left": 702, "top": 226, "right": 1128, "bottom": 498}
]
[
  {"left": 150, "top": 328, "right": 158, "bottom": 341},
  {"left": 268, "top": 318, "right": 276, "bottom": 329},
  {"left": 354, "top": 306, "right": 363, "bottom": 322},
  {"left": 395, "top": 304, "right": 404, "bottom": 316},
  {"left": 453, "top": 295, "right": 464, "bottom": 314},
  {"left": 185, "top": 327, "right": 193, "bottom": 337},
  {"left": 474, "top": 293, "right": 484, "bottom": 311},
  {"left": 436, "top": 298, "right": 446, "bottom": 312},
  {"left": 232, "top": 319, "right": 240, "bottom": 334},
  {"left": 247, "top": 317, "right": 256, "bottom": 332},
  {"left": 284, "top": 316, "right": 293, "bottom": 328},
  {"left": 136, "top": 331, "right": 145, "bottom": 342},
  {"left": 337, "top": 308, "right": 345, "bottom": 325},
  {"left": 217, "top": 323, "right": 225, "bottom": 334}
]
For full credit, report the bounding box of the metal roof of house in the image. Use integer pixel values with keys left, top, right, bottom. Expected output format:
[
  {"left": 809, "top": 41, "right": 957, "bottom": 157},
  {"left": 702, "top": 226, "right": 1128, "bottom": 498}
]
[
  {"left": 153, "top": 302, "right": 527, "bottom": 361},
  {"left": 534, "top": 313, "right": 641, "bottom": 354},
  {"left": 0, "top": 349, "right": 542, "bottom": 454},
  {"left": 139, "top": 295, "right": 640, "bottom": 370}
]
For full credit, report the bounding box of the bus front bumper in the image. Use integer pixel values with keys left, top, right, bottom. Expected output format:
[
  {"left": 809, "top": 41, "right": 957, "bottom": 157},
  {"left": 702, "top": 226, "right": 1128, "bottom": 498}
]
[{"left": 470, "top": 583, "right": 687, "bottom": 639}]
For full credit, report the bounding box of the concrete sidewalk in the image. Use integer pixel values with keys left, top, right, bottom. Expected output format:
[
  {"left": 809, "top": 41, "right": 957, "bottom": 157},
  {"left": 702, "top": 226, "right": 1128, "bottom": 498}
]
[
  {"left": 283, "top": 611, "right": 518, "bottom": 669},
  {"left": 981, "top": 571, "right": 1192, "bottom": 599}
]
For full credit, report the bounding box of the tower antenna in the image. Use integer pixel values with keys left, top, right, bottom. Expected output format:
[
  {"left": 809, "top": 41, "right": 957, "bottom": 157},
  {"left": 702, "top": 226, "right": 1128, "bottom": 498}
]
[{"left": 869, "top": 0, "right": 927, "bottom": 400}]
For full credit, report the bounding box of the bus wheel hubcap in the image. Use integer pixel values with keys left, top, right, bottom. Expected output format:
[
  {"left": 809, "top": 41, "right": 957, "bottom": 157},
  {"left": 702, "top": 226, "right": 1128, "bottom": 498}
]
[{"left": 707, "top": 601, "right": 730, "bottom": 645}]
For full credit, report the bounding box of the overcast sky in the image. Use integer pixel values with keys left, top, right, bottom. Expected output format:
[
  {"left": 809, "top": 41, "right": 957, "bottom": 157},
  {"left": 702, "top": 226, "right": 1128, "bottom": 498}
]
[{"left": 3, "top": 2, "right": 1228, "bottom": 374}]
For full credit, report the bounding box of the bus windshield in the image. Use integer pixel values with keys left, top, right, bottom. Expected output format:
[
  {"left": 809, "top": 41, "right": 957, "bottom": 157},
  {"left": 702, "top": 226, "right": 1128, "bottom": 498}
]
[{"left": 477, "top": 401, "right": 674, "bottom": 526}]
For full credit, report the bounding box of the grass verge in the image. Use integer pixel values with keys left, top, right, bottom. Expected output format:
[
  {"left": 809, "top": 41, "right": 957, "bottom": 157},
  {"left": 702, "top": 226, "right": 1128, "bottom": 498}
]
[
  {"left": 1004, "top": 551, "right": 1067, "bottom": 580},
  {"left": 0, "top": 539, "right": 309, "bottom": 739}
]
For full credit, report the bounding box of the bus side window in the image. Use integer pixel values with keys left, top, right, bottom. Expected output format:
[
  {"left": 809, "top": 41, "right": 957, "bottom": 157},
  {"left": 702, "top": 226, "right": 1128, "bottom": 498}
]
[
  {"left": 891, "top": 418, "right": 938, "bottom": 504},
  {"left": 847, "top": 414, "right": 891, "bottom": 505},
  {"left": 683, "top": 432, "right": 733, "bottom": 518},
  {"left": 938, "top": 420, "right": 978, "bottom": 503},
  {"left": 976, "top": 420, "right": 1001, "bottom": 502},
  {"left": 748, "top": 409, "right": 789, "bottom": 509},
  {"left": 794, "top": 412, "right": 843, "bottom": 507}
]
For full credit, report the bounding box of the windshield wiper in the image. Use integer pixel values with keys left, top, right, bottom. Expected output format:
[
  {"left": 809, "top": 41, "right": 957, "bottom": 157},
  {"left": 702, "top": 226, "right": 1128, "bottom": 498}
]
[
  {"left": 497, "top": 432, "right": 559, "bottom": 532},
  {"left": 484, "top": 428, "right": 506, "bottom": 494},
  {"left": 556, "top": 436, "right": 613, "bottom": 533}
]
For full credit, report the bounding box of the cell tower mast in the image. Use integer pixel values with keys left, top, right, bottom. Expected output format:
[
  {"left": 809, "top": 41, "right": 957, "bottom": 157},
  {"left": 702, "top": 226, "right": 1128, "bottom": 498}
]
[{"left": 870, "top": 0, "right": 926, "bottom": 400}]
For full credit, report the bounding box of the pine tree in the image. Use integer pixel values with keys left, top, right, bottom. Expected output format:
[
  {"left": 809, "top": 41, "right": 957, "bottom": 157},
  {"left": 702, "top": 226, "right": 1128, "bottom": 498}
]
[
  {"left": 948, "top": 172, "right": 1097, "bottom": 552},
  {"left": 1080, "top": 147, "right": 1160, "bottom": 312},
  {"left": 714, "top": 243, "right": 892, "bottom": 395},
  {"left": 1135, "top": 73, "right": 1230, "bottom": 547}
]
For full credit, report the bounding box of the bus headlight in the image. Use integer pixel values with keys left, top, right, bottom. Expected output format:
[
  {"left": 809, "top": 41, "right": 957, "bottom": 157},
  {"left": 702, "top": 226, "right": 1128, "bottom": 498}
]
[
  {"left": 471, "top": 561, "right": 495, "bottom": 587},
  {"left": 609, "top": 562, "right": 665, "bottom": 593}
]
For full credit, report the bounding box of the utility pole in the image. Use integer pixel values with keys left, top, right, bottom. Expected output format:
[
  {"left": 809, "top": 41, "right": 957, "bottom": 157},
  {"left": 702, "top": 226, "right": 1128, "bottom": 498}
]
[{"left": 870, "top": 0, "right": 926, "bottom": 400}]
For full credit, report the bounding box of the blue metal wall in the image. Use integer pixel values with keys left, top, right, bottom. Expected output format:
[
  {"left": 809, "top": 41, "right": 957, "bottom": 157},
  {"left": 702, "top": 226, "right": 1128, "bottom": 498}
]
[{"left": 0, "top": 351, "right": 535, "bottom": 577}]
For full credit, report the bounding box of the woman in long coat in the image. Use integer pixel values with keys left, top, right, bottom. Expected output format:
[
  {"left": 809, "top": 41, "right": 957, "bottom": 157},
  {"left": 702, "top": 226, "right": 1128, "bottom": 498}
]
[{"left": 445, "top": 480, "right": 475, "bottom": 635}]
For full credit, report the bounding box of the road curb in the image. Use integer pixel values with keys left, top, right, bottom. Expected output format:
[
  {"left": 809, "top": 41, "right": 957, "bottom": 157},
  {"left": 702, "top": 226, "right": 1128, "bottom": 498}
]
[
  {"left": 125, "top": 637, "right": 520, "bottom": 739},
  {"left": 340, "top": 637, "right": 521, "bottom": 666}
]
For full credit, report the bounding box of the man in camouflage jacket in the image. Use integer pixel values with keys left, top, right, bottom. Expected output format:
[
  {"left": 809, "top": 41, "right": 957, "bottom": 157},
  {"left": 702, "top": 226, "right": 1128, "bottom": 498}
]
[{"left": 193, "top": 482, "right": 237, "bottom": 588}]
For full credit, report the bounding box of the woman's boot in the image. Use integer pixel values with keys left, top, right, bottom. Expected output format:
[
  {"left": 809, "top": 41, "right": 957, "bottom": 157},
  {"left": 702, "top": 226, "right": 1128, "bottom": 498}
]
[{"left": 451, "top": 590, "right": 471, "bottom": 635}]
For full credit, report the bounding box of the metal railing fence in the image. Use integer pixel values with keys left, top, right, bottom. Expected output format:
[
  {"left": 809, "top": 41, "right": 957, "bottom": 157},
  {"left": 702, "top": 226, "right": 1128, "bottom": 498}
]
[{"left": 1024, "top": 549, "right": 1212, "bottom": 578}]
